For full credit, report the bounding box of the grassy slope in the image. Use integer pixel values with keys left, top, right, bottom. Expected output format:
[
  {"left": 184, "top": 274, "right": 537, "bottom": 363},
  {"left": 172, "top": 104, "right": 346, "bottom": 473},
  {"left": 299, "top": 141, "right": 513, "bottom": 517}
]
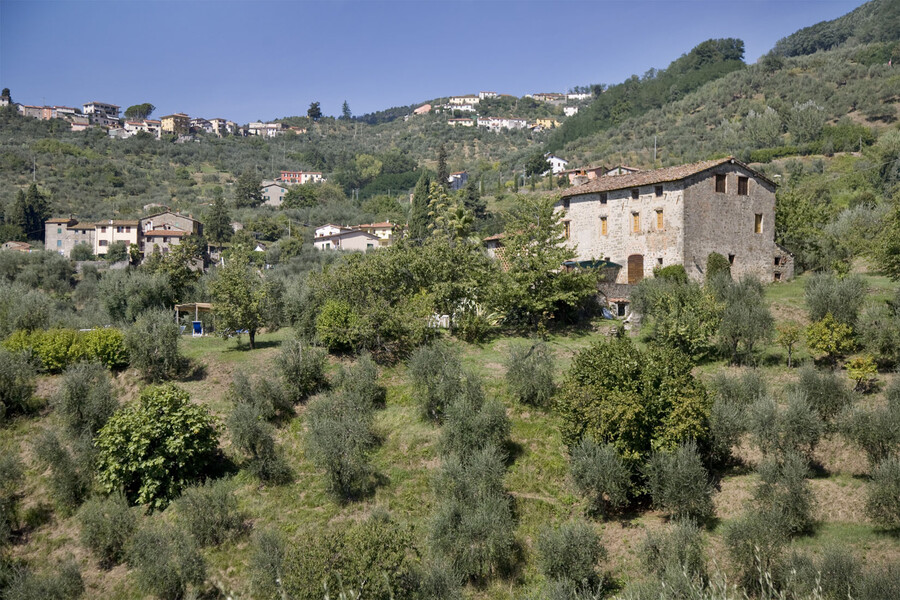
[{"left": 3, "top": 272, "right": 900, "bottom": 599}]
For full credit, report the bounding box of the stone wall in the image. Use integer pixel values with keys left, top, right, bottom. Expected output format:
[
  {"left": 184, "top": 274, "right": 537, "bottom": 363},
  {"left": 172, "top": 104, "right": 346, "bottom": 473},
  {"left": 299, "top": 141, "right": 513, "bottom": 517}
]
[{"left": 681, "top": 164, "right": 778, "bottom": 284}]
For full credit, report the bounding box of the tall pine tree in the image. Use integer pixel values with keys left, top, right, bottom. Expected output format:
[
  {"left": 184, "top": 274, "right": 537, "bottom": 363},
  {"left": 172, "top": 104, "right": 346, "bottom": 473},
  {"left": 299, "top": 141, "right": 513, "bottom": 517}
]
[{"left": 13, "top": 184, "right": 50, "bottom": 242}]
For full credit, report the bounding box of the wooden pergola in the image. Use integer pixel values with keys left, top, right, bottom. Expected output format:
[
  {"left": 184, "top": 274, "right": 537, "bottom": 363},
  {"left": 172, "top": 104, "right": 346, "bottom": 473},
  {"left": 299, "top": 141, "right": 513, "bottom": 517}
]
[{"left": 174, "top": 303, "right": 214, "bottom": 334}]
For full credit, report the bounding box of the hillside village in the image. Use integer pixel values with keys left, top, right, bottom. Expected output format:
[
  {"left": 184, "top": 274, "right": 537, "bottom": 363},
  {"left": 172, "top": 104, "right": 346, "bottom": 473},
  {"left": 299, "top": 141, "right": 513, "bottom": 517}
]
[{"left": 1, "top": 1, "right": 900, "bottom": 599}]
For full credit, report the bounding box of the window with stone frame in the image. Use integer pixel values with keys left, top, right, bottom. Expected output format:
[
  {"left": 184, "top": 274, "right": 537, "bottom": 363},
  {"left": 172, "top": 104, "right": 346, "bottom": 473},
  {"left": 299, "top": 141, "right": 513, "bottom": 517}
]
[
  {"left": 631, "top": 188, "right": 640, "bottom": 200},
  {"left": 738, "top": 176, "right": 749, "bottom": 195},
  {"left": 632, "top": 212, "right": 640, "bottom": 233},
  {"left": 563, "top": 221, "right": 570, "bottom": 239},
  {"left": 600, "top": 216, "right": 608, "bottom": 236},
  {"left": 754, "top": 214, "right": 763, "bottom": 234},
  {"left": 656, "top": 209, "right": 663, "bottom": 230},
  {"left": 655, "top": 185, "right": 663, "bottom": 197}
]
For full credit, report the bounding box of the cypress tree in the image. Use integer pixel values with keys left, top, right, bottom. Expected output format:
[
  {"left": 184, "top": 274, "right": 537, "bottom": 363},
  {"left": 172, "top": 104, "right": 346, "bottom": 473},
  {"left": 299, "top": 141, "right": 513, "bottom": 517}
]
[
  {"left": 408, "top": 172, "right": 432, "bottom": 240},
  {"left": 205, "top": 190, "right": 232, "bottom": 245},
  {"left": 437, "top": 144, "right": 449, "bottom": 189}
]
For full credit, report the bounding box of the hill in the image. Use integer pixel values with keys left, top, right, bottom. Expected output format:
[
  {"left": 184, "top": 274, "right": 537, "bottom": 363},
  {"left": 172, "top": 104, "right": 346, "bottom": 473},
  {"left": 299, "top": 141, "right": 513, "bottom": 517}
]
[{"left": 772, "top": 0, "right": 900, "bottom": 58}]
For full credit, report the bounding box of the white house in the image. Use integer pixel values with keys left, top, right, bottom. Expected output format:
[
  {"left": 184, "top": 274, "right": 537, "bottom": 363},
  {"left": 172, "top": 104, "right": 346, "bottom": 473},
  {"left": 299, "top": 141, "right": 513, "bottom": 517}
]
[
  {"left": 545, "top": 154, "right": 569, "bottom": 175},
  {"left": 564, "top": 106, "right": 579, "bottom": 117},
  {"left": 479, "top": 91, "right": 498, "bottom": 100},
  {"left": 314, "top": 224, "right": 354, "bottom": 238},
  {"left": 313, "top": 230, "right": 382, "bottom": 252},
  {"left": 261, "top": 181, "right": 289, "bottom": 207},
  {"left": 477, "top": 117, "right": 527, "bottom": 132},
  {"left": 448, "top": 95, "right": 480, "bottom": 106}
]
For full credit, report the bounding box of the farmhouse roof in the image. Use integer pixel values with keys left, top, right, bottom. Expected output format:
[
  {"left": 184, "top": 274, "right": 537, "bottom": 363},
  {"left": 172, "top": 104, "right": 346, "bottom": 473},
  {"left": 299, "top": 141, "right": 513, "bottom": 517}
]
[{"left": 559, "top": 157, "right": 774, "bottom": 198}]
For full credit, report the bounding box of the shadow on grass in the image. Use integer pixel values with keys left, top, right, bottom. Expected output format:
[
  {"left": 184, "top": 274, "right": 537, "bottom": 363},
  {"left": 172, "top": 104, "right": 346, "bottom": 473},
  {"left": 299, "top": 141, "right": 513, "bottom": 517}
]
[
  {"left": 222, "top": 338, "right": 282, "bottom": 353},
  {"left": 176, "top": 358, "right": 207, "bottom": 382},
  {"left": 504, "top": 439, "right": 525, "bottom": 468}
]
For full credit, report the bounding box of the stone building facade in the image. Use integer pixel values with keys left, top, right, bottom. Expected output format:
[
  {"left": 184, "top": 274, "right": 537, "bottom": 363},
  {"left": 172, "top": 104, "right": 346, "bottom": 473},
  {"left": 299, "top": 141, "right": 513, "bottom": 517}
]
[
  {"left": 45, "top": 218, "right": 95, "bottom": 256},
  {"left": 557, "top": 157, "right": 793, "bottom": 285}
]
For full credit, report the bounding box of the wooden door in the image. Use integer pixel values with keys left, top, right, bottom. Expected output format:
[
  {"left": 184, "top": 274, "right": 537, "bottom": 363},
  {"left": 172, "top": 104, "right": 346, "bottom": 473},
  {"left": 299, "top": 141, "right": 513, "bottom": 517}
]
[{"left": 627, "top": 254, "right": 644, "bottom": 285}]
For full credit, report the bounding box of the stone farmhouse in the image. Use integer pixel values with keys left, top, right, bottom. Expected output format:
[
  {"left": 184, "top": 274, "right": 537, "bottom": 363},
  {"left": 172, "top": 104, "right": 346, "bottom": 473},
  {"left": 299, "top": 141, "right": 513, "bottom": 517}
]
[
  {"left": 45, "top": 209, "right": 202, "bottom": 259},
  {"left": 556, "top": 157, "right": 794, "bottom": 286}
]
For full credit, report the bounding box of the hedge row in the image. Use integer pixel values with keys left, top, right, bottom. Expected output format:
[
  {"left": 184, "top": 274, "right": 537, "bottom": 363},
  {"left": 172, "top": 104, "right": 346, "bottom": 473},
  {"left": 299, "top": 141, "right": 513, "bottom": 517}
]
[{"left": 3, "top": 328, "right": 128, "bottom": 372}]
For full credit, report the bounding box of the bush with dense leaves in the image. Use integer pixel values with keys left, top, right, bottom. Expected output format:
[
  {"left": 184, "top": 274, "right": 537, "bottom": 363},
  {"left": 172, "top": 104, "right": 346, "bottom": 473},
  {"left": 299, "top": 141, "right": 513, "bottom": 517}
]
[
  {"left": 333, "top": 351, "right": 385, "bottom": 408},
  {"left": 537, "top": 520, "right": 605, "bottom": 588},
  {"left": 3, "top": 328, "right": 127, "bottom": 374},
  {"left": 557, "top": 337, "right": 710, "bottom": 462},
  {"left": 0, "top": 452, "right": 23, "bottom": 547},
  {"left": 840, "top": 391, "right": 900, "bottom": 468},
  {"left": 713, "top": 276, "right": 774, "bottom": 365},
  {"left": 707, "top": 370, "right": 767, "bottom": 463},
  {"left": 723, "top": 511, "right": 789, "bottom": 591},
  {"left": 276, "top": 336, "right": 328, "bottom": 404},
  {"left": 249, "top": 529, "right": 287, "bottom": 600},
  {"left": 645, "top": 440, "right": 714, "bottom": 522},
  {"left": 305, "top": 386, "right": 377, "bottom": 501},
  {"left": 630, "top": 277, "right": 721, "bottom": 359},
  {"left": 780, "top": 547, "right": 861, "bottom": 600},
  {"left": 95, "top": 384, "right": 220, "bottom": 509},
  {"left": 440, "top": 376, "right": 510, "bottom": 458},
  {"left": 0, "top": 348, "right": 35, "bottom": 424},
  {"left": 175, "top": 479, "right": 244, "bottom": 547},
  {"left": 569, "top": 437, "right": 631, "bottom": 517},
  {"left": 866, "top": 455, "right": 900, "bottom": 530},
  {"left": 127, "top": 521, "right": 206, "bottom": 600},
  {"left": 505, "top": 340, "right": 556, "bottom": 407},
  {"left": 409, "top": 341, "right": 465, "bottom": 422},
  {"left": 3, "top": 559, "right": 84, "bottom": 600},
  {"left": 125, "top": 310, "right": 181, "bottom": 382},
  {"left": 754, "top": 452, "right": 816, "bottom": 536},
  {"left": 227, "top": 401, "right": 291, "bottom": 484},
  {"left": 281, "top": 512, "right": 420, "bottom": 600},
  {"left": 792, "top": 364, "right": 853, "bottom": 426},
  {"left": 805, "top": 272, "right": 866, "bottom": 327},
  {"left": 429, "top": 446, "right": 516, "bottom": 582},
  {"left": 641, "top": 519, "right": 707, "bottom": 584},
  {"left": 54, "top": 362, "right": 117, "bottom": 438},
  {"left": 81, "top": 328, "right": 128, "bottom": 369},
  {"left": 706, "top": 252, "right": 732, "bottom": 280},
  {"left": 32, "top": 429, "right": 91, "bottom": 515},
  {"left": 77, "top": 493, "right": 136, "bottom": 567},
  {"left": 747, "top": 393, "right": 822, "bottom": 459}
]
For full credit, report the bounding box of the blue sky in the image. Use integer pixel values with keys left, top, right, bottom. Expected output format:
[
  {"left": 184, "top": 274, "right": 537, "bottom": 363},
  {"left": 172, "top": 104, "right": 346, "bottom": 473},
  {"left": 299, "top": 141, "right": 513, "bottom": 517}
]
[{"left": 0, "top": 0, "right": 868, "bottom": 124}]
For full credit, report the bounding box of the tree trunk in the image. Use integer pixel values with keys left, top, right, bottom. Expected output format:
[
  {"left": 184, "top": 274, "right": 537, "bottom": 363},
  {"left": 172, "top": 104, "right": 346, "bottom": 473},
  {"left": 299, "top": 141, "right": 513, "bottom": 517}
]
[{"left": 249, "top": 328, "right": 256, "bottom": 349}]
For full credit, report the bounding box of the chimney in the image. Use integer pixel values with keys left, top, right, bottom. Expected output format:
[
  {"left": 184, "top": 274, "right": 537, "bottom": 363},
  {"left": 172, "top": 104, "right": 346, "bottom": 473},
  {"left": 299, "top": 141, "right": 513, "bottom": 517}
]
[{"left": 572, "top": 174, "right": 589, "bottom": 186}]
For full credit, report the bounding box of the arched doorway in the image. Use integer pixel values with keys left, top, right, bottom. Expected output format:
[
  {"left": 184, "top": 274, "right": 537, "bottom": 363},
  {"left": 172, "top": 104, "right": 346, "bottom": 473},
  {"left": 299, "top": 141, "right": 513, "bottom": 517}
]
[{"left": 627, "top": 254, "right": 644, "bottom": 285}]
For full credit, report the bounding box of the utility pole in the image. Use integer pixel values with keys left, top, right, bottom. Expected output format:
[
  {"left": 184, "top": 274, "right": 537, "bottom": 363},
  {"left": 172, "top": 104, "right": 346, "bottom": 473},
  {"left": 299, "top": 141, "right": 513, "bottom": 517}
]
[
  {"left": 654, "top": 136, "right": 657, "bottom": 162},
  {"left": 32, "top": 156, "right": 36, "bottom": 182}
]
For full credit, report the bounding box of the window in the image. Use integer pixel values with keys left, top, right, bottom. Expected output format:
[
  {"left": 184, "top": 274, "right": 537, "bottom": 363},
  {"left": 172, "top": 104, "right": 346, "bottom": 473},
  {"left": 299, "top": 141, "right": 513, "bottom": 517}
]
[
  {"left": 600, "top": 216, "right": 608, "bottom": 236},
  {"left": 657, "top": 257, "right": 663, "bottom": 266},
  {"left": 563, "top": 221, "right": 570, "bottom": 239},
  {"left": 631, "top": 188, "right": 640, "bottom": 200},
  {"left": 656, "top": 209, "right": 663, "bottom": 230},
  {"left": 100, "top": 226, "right": 107, "bottom": 233},
  {"left": 715, "top": 174, "right": 726, "bottom": 193},
  {"left": 738, "top": 176, "right": 749, "bottom": 196},
  {"left": 57, "top": 228, "right": 62, "bottom": 234},
  {"left": 774, "top": 256, "right": 781, "bottom": 266},
  {"left": 116, "top": 226, "right": 123, "bottom": 233},
  {"left": 632, "top": 213, "right": 640, "bottom": 233},
  {"left": 324, "top": 242, "right": 330, "bottom": 250},
  {"left": 163, "top": 237, "right": 169, "bottom": 244},
  {"left": 728, "top": 254, "right": 735, "bottom": 265},
  {"left": 57, "top": 240, "right": 62, "bottom": 247},
  {"left": 755, "top": 214, "right": 763, "bottom": 234},
  {"left": 774, "top": 272, "right": 782, "bottom": 281},
  {"left": 599, "top": 192, "right": 608, "bottom": 204},
  {"left": 562, "top": 198, "right": 570, "bottom": 209},
  {"left": 367, "top": 243, "right": 374, "bottom": 249},
  {"left": 125, "top": 226, "right": 131, "bottom": 233},
  {"left": 99, "top": 240, "right": 108, "bottom": 247},
  {"left": 655, "top": 185, "right": 663, "bottom": 197}
]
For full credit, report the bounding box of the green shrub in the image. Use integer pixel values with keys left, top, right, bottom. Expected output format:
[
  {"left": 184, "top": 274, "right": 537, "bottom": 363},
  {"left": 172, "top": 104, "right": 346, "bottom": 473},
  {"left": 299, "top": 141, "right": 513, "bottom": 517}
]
[
  {"left": 249, "top": 529, "right": 287, "bottom": 600},
  {"left": 569, "top": 437, "right": 631, "bottom": 517},
  {"left": 227, "top": 402, "right": 291, "bottom": 484},
  {"left": 780, "top": 547, "right": 861, "bottom": 600},
  {"left": 440, "top": 377, "right": 510, "bottom": 458},
  {"left": 506, "top": 340, "right": 556, "bottom": 407},
  {"left": 33, "top": 328, "right": 84, "bottom": 373},
  {"left": 754, "top": 452, "right": 816, "bottom": 536},
  {"left": 858, "top": 562, "right": 900, "bottom": 600},
  {"left": 54, "top": 362, "right": 117, "bottom": 438},
  {"left": 748, "top": 394, "right": 822, "bottom": 458},
  {"left": 714, "top": 277, "right": 774, "bottom": 365},
  {"left": 276, "top": 336, "right": 328, "bottom": 404},
  {"left": 630, "top": 277, "right": 721, "bottom": 359},
  {"left": 645, "top": 440, "right": 714, "bottom": 522},
  {"left": 857, "top": 302, "right": 900, "bottom": 366},
  {"left": 77, "top": 493, "right": 136, "bottom": 567},
  {"left": 175, "top": 478, "right": 244, "bottom": 546},
  {"left": 82, "top": 328, "right": 128, "bottom": 369},
  {"left": 127, "top": 521, "right": 206, "bottom": 600},
  {"left": 805, "top": 272, "right": 866, "bottom": 327},
  {"left": 723, "top": 511, "right": 788, "bottom": 591},
  {"left": 409, "top": 341, "right": 465, "bottom": 422},
  {"left": 453, "top": 303, "right": 498, "bottom": 343},
  {"left": 641, "top": 519, "right": 706, "bottom": 584},
  {"left": 840, "top": 402, "right": 900, "bottom": 468},
  {"left": 305, "top": 387, "right": 377, "bottom": 501},
  {"left": 70, "top": 243, "right": 94, "bottom": 261},
  {"left": 710, "top": 370, "right": 767, "bottom": 407},
  {"left": 333, "top": 351, "right": 385, "bottom": 408},
  {"left": 416, "top": 558, "right": 464, "bottom": 600},
  {"left": 793, "top": 364, "right": 852, "bottom": 425},
  {"left": 0, "top": 348, "right": 35, "bottom": 424},
  {"left": 866, "top": 455, "right": 900, "bottom": 530},
  {"left": 537, "top": 520, "right": 605, "bottom": 587},
  {"left": 0, "top": 452, "right": 23, "bottom": 546},
  {"left": 4, "top": 559, "right": 84, "bottom": 600},
  {"left": 557, "top": 338, "right": 710, "bottom": 462},
  {"left": 654, "top": 264, "right": 688, "bottom": 283},
  {"left": 228, "top": 371, "right": 292, "bottom": 421},
  {"left": 315, "top": 298, "right": 362, "bottom": 352},
  {"left": 96, "top": 384, "right": 220, "bottom": 509},
  {"left": 125, "top": 309, "right": 181, "bottom": 382},
  {"left": 705, "top": 252, "right": 731, "bottom": 280},
  {"left": 707, "top": 370, "right": 766, "bottom": 463},
  {"left": 430, "top": 446, "right": 516, "bottom": 581},
  {"left": 32, "top": 429, "right": 90, "bottom": 515},
  {"left": 282, "top": 512, "right": 420, "bottom": 600}
]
